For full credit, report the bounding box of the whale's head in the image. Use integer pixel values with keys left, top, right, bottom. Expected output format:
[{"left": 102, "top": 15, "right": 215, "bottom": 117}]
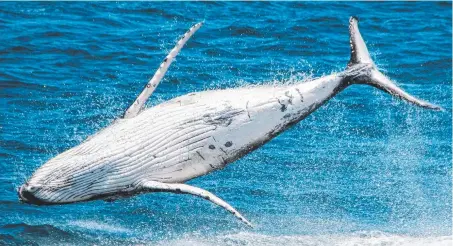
[
  {"left": 18, "top": 145, "right": 128, "bottom": 205},
  {"left": 18, "top": 154, "right": 95, "bottom": 205},
  {"left": 18, "top": 181, "right": 58, "bottom": 205}
]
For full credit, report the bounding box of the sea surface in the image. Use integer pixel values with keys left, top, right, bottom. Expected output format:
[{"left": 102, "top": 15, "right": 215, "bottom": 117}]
[{"left": 1, "top": 2, "right": 452, "bottom": 246}]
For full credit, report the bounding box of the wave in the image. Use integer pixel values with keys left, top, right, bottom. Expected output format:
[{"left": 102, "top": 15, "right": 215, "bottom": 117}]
[
  {"left": 0, "top": 223, "right": 80, "bottom": 246},
  {"left": 67, "top": 220, "right": 130, "bottom": 234},
  {"left": 155, "top": 231, "right": 452, "bottom": 246},
  {"left": 2, "top": 224, "right": 450, "bottom": 246}
]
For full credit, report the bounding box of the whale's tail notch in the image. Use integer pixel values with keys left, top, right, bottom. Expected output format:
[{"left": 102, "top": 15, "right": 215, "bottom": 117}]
[{"left": 345, "top": 16, "right": 442, "bottom": 111}]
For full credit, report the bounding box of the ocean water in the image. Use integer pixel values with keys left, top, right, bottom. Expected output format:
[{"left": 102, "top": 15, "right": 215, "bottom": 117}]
[{"left": 1, "top": 2, "right": 452, "bottom": 246}]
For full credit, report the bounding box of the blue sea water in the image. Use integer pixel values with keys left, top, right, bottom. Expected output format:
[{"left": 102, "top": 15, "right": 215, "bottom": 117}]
[{"left": 1, "top": 2, "right": 452, "bottom": 245}]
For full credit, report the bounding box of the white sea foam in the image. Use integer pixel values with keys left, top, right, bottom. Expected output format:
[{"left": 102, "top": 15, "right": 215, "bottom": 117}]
[
  {"left": 67, "top": 220, "right": 130, "bottom": 234},
  {"left": 155, "top": 231, "right": 452, "bottom": 246}
]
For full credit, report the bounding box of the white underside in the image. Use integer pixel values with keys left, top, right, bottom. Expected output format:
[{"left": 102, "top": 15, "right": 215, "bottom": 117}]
[{"left": 30, "top": 74, "right": 342, "bottom": 202}]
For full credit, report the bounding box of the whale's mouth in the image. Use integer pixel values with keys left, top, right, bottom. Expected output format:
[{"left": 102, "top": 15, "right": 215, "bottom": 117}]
[
  {"left": 18, "top": 184, "right": 53, "bottom": 205},
  {"left": 18, "top": 183, "right": 143, "bottom": 205}
]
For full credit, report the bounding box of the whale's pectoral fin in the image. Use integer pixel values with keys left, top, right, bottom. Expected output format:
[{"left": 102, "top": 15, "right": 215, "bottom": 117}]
[
  {"left": 141, "top": 181, "right": 253, "bottom": 227},
  {"left": 122, "top": 22, "right": 204, "bottom": 119},
  {"left": 345, "top": 16, "right": 442, "bottom": 111}
]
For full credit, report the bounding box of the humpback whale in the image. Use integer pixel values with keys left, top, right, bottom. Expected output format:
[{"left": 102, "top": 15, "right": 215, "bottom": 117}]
[{"left": 19, "top": 17, "right": 441, "bottom": 227}]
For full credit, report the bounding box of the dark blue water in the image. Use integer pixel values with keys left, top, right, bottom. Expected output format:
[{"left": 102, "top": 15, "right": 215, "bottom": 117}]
[{"left": 1, "top": 2, "right": 451, "bottom": 245}]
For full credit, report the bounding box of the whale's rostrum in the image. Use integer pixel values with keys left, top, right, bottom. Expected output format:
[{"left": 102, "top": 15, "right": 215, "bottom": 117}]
[{"left": 19, "top": 17, "right": 441, "bottom": 227}]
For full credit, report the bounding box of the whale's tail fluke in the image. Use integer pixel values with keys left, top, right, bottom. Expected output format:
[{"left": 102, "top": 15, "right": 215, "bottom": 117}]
[{"left": 345, "top": 16, "right": 442, "bottom": 111}]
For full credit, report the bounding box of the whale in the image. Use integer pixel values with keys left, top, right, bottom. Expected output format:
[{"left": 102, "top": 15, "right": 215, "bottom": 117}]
[{"left": 19, "top": 17, "right": 441, "bottom": 227}]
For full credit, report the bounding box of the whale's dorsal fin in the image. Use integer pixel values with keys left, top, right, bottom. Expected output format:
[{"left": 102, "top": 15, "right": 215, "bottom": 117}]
[
  {"left": 141, "top": 180, "right": 253, "bottom": 227},
  {"left": 123, "top": 22, "right": 203, "bottom": 119}
]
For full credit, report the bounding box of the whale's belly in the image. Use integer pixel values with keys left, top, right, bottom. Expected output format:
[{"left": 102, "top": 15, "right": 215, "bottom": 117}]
[
  {"left": 81, "top": 85, "right": 298, "bottom": 184},
  {"left": 43, "top": 77, "right": 332, "bottom": 194}
]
